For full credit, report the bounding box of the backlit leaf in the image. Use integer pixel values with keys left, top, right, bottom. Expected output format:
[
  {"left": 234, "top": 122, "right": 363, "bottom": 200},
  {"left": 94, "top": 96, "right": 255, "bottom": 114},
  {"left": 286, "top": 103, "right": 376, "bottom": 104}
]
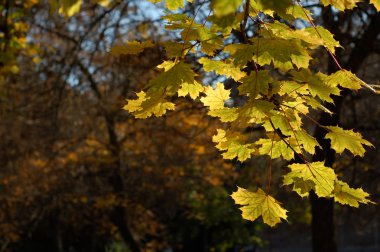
[
  {"left": 325, "top": 126, "right": 373, "bottom": 157},
  {"left": 284, "top": 162, "right": 336, "bottom": 197},
  {"left": 333, "top": 180, "right": 373, "bottom": 207},
  {"left": 231, "top": 187, "right": 288, "bottom": 227}
]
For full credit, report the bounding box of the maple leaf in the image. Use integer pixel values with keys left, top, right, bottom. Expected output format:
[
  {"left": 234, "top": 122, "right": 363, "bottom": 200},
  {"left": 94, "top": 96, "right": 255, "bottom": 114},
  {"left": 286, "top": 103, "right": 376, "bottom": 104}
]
[
  {"left": 149, "top": 0, "right": 184, "bottom": 10},
  {"left": 224, "top": 44, "right": 255, "bottom": 67},
  {"left": 199, "top": 57, "right": 246, "bottom": 81},
  {"left": 208, "top": 108, "right": 239, "bottom": 122},
  {"left": 291, "top": 69, "right": 340, "bottom": 103},
  {"left": 147, "top": 61, "right": 195, "bottom": 95},
  {"left": 325, "top": 126, "right": 373, "bottom": 157},
  {"left": 255, "top": 135, "right": 295, "bottom": 161},
  {"left": 284, "top": 162, "right": 336, "bottom": 197},
  {"left": 333, "top": 180, "right": 373, "bottom": 207},
  {"left": 200, "top": 83, "right": 230, "bottom": 110},
  {"left": 231, "top": 187, "right": 288, "bottom": 227},
  {"left": 325, "top": 70, "right": 364, "bottom": 90},
  {"left": 253, "top": 38, "right": 311, "bottom": 71},
  {"left": 222, "top": 142, "right": 255, "bottom": 162},
  {"left": 212, "top": 129, "right": 255, "bottom": 162},
  {"left": 211, "top": 0, "right": 243, "bottom": 17},
  {"left": 239, "top": 70, "right": 271, "bottom": 97},
  {"left": 123, "top": 91, "right": 175, "bottom": 118},
  {"left": 111, "top": 41, "right": 154, "bottom": 55},
  {"left": 295, "top": 131, "right": 320, "bottom": 155},
  {"left": 320, "top": 0, "right": 362, "bottom": 11},
  {"left": 178, "top": 81, "right": 204, "bottom": 99}
]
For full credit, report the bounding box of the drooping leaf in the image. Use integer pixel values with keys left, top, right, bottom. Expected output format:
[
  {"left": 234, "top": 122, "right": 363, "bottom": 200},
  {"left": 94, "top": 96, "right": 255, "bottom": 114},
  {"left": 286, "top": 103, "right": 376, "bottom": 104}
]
[
  {"left": 295, "top": 131, "right": 320, "bottom": 155},
  {"left": 325, "top": 126, "right": 373, "bottom": 157},
  {"left": 284, "top": 162, "right": 336, "bottom": 197},
  {"left": 325, "top": 70, "right": 364, "bottom": 90},
  {"left": 333, "top": 180, "right": 373, "bottom": 207},
  {"left": 231, "top": 187, "right": 288, "bottom": 227}
]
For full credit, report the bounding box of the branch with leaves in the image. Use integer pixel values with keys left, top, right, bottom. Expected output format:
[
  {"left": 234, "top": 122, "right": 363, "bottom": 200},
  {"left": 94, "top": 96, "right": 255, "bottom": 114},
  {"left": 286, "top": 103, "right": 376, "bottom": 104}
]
[{"left": 111, "top": 0, "right": 379, "bottom": 227}]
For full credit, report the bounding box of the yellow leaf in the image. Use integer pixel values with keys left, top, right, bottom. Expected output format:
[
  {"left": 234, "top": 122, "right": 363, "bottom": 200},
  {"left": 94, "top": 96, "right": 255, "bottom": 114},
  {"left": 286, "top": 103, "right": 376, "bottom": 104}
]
[
  {"left": 284, "top": 162, "right": 336, "bottom": 197},
  {"left": 177, "top": 81, "right": 204, "bottom": 99},
  {"left": 200, "top": 83, "right": 230, "bottom": 110},
  {"left": 231, "top": 187, "right": 288, "bottom": 227},
  {"left": 325, "top": 126, "right": 373, "bottom": 157},
  {"left": 333, "top": 180, "right": 373, "bottom": 207}
]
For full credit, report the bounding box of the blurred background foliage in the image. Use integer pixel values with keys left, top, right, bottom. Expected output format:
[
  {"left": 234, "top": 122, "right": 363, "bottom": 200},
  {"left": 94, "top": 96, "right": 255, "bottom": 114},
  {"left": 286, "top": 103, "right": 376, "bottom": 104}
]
[{"left": 0, "top": 0, "right": 379, "bottom": 251}]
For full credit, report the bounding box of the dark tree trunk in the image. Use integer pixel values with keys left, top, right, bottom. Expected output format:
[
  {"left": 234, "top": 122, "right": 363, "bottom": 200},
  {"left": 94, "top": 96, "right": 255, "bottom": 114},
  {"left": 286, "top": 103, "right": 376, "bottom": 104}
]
[{"left": 310, "top": 9, "right": 380, "bottom": 252}]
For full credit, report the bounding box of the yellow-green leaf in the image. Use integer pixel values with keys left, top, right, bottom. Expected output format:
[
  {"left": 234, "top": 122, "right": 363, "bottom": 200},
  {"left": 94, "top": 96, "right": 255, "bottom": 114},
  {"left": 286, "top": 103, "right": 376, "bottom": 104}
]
[
  {"left": 320, "top": 0, "right": 362, "bottom": 11},
  {"left": 325, "top": 126, "right": 373, "bottom": 157},
  {"left": 123, "top": 91, "right": 175, "bottom": 118},
  {"left": 211, "top": 0, "right": 243, "bottom": 17},
  {"left": 325, "top": 70, "right": 364, "bottom": 90},
  {"left": 333, "top": 180, "right": 373, "bottom": 207},
  {"left": 199, "top": 57, "right": 246, "bottom": 81},
  {"left": 370, "top": 0, "right": 380, "bottom": 11},
  {"left": 178, "top": 81, "right": 204, "bottom": 99},
  {"left": 284, "top": 162, "right": 336, "bottom": 197},
  {"left": 208, "top": 108, "right": 239, "bottom": 122},
  {"left": 111, "top": 41, "right": 154, "bottom": 55},
  {"left": 231, "top": 187, "right": 288, "bottom": 227},
  {"left": 200, "top": 83, "right": 230, "bottom": 110}
]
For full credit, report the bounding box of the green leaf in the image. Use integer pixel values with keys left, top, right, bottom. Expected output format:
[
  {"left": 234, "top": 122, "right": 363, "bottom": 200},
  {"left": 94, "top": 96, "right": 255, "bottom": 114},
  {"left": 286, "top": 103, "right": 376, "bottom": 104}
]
[
  {"left": 224, "top": 44, "right": 255, "bottom": 67},
  {"left": 291, "top": 69, "right": 340, "bottom": 103},
  {"left": 201, "top": 83, "right": 230, "bottom": 110},
  {"left": 111, "top": 41, "right": 154, "bottom": 55},
  {"left": 199, "top": 57, "right": 246, "bottom": 81},
  {"left": 239, "top": 70, "right": 271, "bottom": 97},
  {"left": 284, "top": 162, "right": 336, "bottom": 197},
  {"left": 178, "top": 81, "right": 204, "bottom": 99},
  {"left": 231, "top": 187, "right": 288, "bottom": 227},
  {"left": 333, "top": 180, "right": 373, "bottom": 207},
  {"left": 325, "top": 126, "right": 373, "bottom": 157},
  {"left": 253, "top": 38, "right": 311, "bottom": 71},
  {"left": 211, "top": 0, "right": 243, "bottom": 17},
  {"left": 147, "top": 61, "right": 195, "bottom": 95}
]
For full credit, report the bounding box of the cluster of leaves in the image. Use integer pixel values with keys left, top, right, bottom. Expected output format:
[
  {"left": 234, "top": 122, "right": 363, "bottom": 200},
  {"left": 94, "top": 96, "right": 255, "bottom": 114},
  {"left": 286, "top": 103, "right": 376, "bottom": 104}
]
[{"left": 118, "top": 0, "right": 379, "bottom": 227}]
